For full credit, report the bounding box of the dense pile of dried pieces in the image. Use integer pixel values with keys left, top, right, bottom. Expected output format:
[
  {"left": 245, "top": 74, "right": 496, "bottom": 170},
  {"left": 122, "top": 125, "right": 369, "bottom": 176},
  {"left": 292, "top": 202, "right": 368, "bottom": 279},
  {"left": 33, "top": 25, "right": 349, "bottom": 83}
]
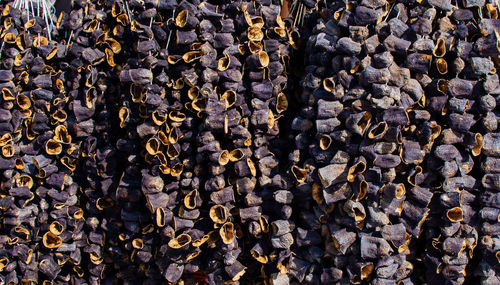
[{"left": 0, "top": 0, "right": 498, "bottom": 283}]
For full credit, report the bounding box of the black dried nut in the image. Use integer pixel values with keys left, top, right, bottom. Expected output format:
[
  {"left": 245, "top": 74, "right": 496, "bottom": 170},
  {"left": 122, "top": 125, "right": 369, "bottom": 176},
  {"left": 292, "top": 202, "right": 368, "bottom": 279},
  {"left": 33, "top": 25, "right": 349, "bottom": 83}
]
[
  {"left": 361, "top": 66, "right": 390, "bottom": 85},
  {"left": 463, "top": 0, "right": 485, "bottom": 7},
  {"left": 372, "top": 51, "right": 393, "bottom": 68},
  {"left": 406, "top": 53, "right": 432, "bottom": 74},
  {"left": 479, "top": 207, "right": 500, "bottom": 221},
  {"left": 443, "top": 175, "right": 477, "bottom": 192},
  {"left": 314, "top": 33, "right": 336, "bottom": 53},
  {"left": 246, "top": 52, "right": 270, "bottom": 69},
  {"left": 448, "top": 97, "right": 469, "bottom": 114},
  {"left": 225, "top": 260, "right": 246, "bottom": 282},
  {"left": 251, "top": 81, "right": 273, "bottom": 100},
  {"left": 316, "top": 118, "right": 341, "bottom": 133},
  {"left": 427, "top": 0, "right": 452, "bottom": 10},
  {"left": 81, "top": 47, "right": 105, "bottom": 64},
  {"left": 448, "top": 78, "right": 474, "bottom": 98},
  {"left": 402, "top": 79, "right": 424, "bottom": 102},
  {"left": 412, "top": 38, "right": 435, "bottom": 54},
  {"left": 442, "top": 237, "right": 467, "bottom": 257},
  {"left": 164, "top": 263, "right": 184, "bottom": 283},
  {"left": 402, "top": 141, "right": 425, "bottom": 164},
  {"left": 475, "top": 33, "right": 500, "bottom": 56},
  {"left": 251, "top": 108, "right": 273, "bottom": 129},
  {"left": 427, "top": 96, "right": 447, "bottom": 114},
  {"left": 448, "top": 113, "right": 475, "bottom": 133},
  {"left": 364, "top": 35, "right": 380, "bottom": 54},
  {"left": 141, "top": 173, "right": 164, "bottom": 194},
  {"left": 210, "top": 187, "right": 235, "bottom": 204},
  {"left": 381, "top": 223, "right": 407, "bottom": 248},
  {"left": 366, "top": 206, "right": 390, "bottom": 228},
  {"left": 331, "top": 227, "right": 356, "bottom": 255},
  {"left": 235, "top": 177, "right": 256, "bottom": 195},
  {"left": 323, "top": 182, "right": 352, "bottom": 204},
  {"left": 434, "top": 144, "right": 461, "bottom": 161},
  {"left": 374, "top": 154, "right": 401, "bottom": 168},
  {"left": 388, "top": 64, "right": 410, "bottom": 87},
  {"left": 33, "top": 74, "right": 53, "bottom": 88},
  {"left": 481, "top": 157, "right": 500, "bottom": 173},
  {"left": 384, "top": 35, "right": 411, "bottom": 54},
  {"left": 343, "top": 200, "right": 366, "bottom": 221},
  {"left": 471, "top": 57, "right": 494, "bottom": 76},
  {"left": 239, "top": 206, "right": 261, "bottom": 221},
  {"left": 291, "top": 116, "right": 313, "bottom": 132},
  {"left": 175, "top": 9, "right": 199, "bottom": 29},
  {"left": 381, "top": 183, "right": 405, "bottom": 201},
  {"left": 234, "top": 158, "right": 257, "bottom": 177},
  {"left": 344, "top": 56, "right": 361, "bottom": 74},
  {"left": 382, "top": 108, "right": 409, "bottom": 126},
  {"left": 176, "top": 30, "right": 197, "bottom": 45},
  {"left": 482, "top": 174, "right": 500, "bottom": 190},
  {"left": 388, "top": 18, "right": 409, "bottom": 38},
  {"left": 182, "top": 68, "right": 199, "bottom": 87},
  {"left": 120, "top": 69, "right": 153, "bottom": 85},
  {"left": 39, "top": 256, "right": 61, "bottom": 280},
  {"left": 318, "top": 163, "right": 348, "bottom": 187},
  {"left": 0, "top": 70, "right": 14, "bottom": 82},
  {"left": 372, "top": 142, "right": 396, "bottom": 156},
  {"left": 482, "top": 133, "right": 500, "bottom": 157},
  {"left": 361, "top": 0, "right": 386, "bottom": 8},
  {"left": 412, "top": 18, "right": 432, "bottom": 35},
  {"left": 346, "top": 111, "right": 372, "bottom": 136},
  {"left": 271, "top": 219, "right": 295, "bottom": 236},
  {"left": 270, "top": 232, "right": 294, "bottom": 249},
  {"left": 452, "top": 8, "right": 473, "bottom": 21},
  {"left": 214, "top": 33, "right": 234, "bottom": 49},
  {"left": 336, "top": 37, "right": 362, "bottom": 55},
  {"left": 271, "top": 190, "right": 292, "bottom": 205},
  {"left": 205, "top": 175, "right": 225, "bottom": 192},
  {"left": 360, "top": 236, "right": 393, "bottom": 259},
  {"left": 479, "top": 94, "right": 497, "bottom": 112},
  {"left": 371, "top": 85, "right": 400, "bottom": 106},
  {"left": 355, "top": 6, "right": 383, "bottom": 25}
]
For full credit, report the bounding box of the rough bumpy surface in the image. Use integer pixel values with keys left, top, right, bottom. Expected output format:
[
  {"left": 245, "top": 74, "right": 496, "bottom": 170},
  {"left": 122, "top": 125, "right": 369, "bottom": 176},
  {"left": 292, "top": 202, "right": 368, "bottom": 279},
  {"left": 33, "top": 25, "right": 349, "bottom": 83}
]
[{"left": 0, "top": 0, "right": 498, "bottom": 284}]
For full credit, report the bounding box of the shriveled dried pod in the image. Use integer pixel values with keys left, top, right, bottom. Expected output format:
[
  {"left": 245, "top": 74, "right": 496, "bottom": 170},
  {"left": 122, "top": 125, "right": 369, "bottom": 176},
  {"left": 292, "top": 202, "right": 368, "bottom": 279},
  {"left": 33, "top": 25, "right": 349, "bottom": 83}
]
[
  {"left": 318, "top": 163, "right": 348, "bottom": 187},
  {"left": 43, "top": 232, "right": 63, "bottom": 249},
  {"left": 317, "top": 100, "right": 343, "bottom": 119},
  {"left": 447, "top": 207, "right": 464, "bottom": 222},
  {"left": 168, "top": 233, "right": 192, "bottom": 249},
  {"left": 368, "top": 121, "right": 388, "bottom": 140},
  {"left": 436, "top": 58, "right": 448, "bottom": 74},
  {"left": 347, "top": 158, "right": 367, "bottom": 183},
  {"left": 209, "top": 205, "right": 228, "bottom": 224},
  {"left": 45, "top": 139, "right": 62, "bottom": 155},
  {"left": 433, "top": 38, "right": 447, "bottom": 57},
  {"left": 346, "top": 111, "right": 372, "bottom": 136},
  {"left": 343, "top": 200, "right": 366, "bottom": 222},
  {"left": 184, "top": 190, "right": 199, "bottom": 210},
  {"left": 175, "top": 9, "right": 199, "bottom": 28},
  {"left": 291, "top": 165, "right": 308, "bottom": 183},
  {"left": 360, "top": 236, "right": 393, "bottom": 259},
  {"left": 54, "top": 125, "right": 71, "bottom": 144},
  {"left": 234, "top": 158, "right": 257, "bottom": 177},
  {"left": 382, "top": 183, "right": 406, "bottom": 200},
  {"left": 225, "top": 260, "right": 247, "bottom": 282},
  {"left": 434, "top": 144, "right": 460, "bottom": 161},
  {"left": 220, "top": 222, "right": 235, "bottom": 244},
  {"left": 406, "top": 53, "right": 432, "bottom": 74},
  {"left": 442, "top": 237, "right": 467, "bottom": 257}
]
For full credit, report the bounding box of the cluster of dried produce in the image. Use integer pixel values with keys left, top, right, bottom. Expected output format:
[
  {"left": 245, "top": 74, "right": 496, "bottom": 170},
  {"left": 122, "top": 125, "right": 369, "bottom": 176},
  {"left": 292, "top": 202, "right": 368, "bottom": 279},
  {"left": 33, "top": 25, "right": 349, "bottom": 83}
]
[
  {"left": 288, "top": 0, "right": 500, "bottom": 284},
  {"left": 0, "top": 0, "right": 498, "bottom": 284}
]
